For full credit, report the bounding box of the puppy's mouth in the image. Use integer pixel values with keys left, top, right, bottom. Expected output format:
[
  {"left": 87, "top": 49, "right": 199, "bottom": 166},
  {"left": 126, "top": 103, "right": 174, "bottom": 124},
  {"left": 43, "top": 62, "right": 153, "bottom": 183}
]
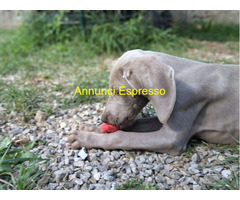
[
  {"left": 102, "top": 112, "right": 137, "bottom": 129},
  {"left": 118, "top": 117, "right": 135, "bottom": 129}
]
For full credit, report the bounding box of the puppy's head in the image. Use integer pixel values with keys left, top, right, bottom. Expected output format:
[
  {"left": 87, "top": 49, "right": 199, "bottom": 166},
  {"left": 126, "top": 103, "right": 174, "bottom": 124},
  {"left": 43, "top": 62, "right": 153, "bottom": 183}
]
[
  {"left": 101, "top": 64, "right": 149, "bottom": 127},
  {"left": 101, "top": 50, "right": 176, "bottom": 128}
]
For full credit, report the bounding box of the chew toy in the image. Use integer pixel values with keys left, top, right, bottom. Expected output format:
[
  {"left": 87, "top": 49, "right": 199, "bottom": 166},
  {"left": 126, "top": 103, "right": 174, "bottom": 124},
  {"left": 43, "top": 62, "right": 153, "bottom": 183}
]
[{"left": 100, "top": 123, "right": 120, "bottom": 133}]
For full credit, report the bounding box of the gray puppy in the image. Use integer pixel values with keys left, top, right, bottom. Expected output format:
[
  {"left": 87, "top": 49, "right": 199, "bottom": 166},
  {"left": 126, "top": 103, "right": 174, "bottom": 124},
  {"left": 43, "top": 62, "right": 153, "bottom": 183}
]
[{"left": 68, "top": 50, "right": 239, "bottom": 155}]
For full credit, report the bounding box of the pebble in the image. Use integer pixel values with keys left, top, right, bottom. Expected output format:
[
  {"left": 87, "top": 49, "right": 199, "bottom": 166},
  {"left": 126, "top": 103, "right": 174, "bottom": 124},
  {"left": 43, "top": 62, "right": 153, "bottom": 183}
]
[
  {"left": 186, "top": 177, "right": 194, "bottom": 184},
  {"left": 207, "top": 156, "right": 217, "bottom": 163},
  {"left": 78, "top": 147, "right": 88, "bottom": 160},
  {"left": 221, "top": 170, "right": 232, "bottom": 178},
  {"left": 54, "top": 170, "right": 67, "bottom": 183},
  {"left": 139, "top": 156, "right": 146, "bottom": 164},
  {"left": 10, "top": 127, "right": 24, "bottom": 135},
  {"left": 193, "top": 184, "right": 202, "bottom": 190},
  {"left": 164, "top": 164, "right": 174, "bottom": 171},
  {"left": 93, "top": 172, "right": 101, "bottom": 181},
  {"left": 1, "top": 104, "right": 237, "bottom": 190},
  {"left": 218, "top": 155, "right": 225, "bottom": 161},
  {"left": 22, "top": 128, "right": 30, "bottom": 134},
  {"left": 35, "top": 110, "right": 47, "bottom": 122},
  {"left": 60, "top": 122, "right": 67, "bottom": 129},
  {"left": 75, "top": 179, "right": 84, "bottom": 186},
  {"left": 49, "top": 183, "right": 58, "bottom": 190},
  {"left": 189, "top": 163, "right": 200, "bottom": 174},
  {"left": 156, "top": 183, "right": 166, "bottom": 190},
  {"left": 165, "top": 157, "right": 174, "bottom": 164},
  {"left": 214, "top": 166, "right": 223, "bottom": 173},
  {"left": 191, "top": 153, "right": 200, "bottom": 163},
  {"left": 64, "top": 181, "right": 74, "bottom": 189}
]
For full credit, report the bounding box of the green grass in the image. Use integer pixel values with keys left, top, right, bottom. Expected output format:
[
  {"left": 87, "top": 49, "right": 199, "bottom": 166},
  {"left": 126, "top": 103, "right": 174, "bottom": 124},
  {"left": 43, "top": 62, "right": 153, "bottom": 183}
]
[
  {"left": 181, "top": 139, "right": 239, "bottom": 190},
  {"left": 205, "top": 168, "right": 239, "bottom": 190},
  {"left": 173, "top": 22, "right": 239, "bottom": 42},
  {"left": 116, "top": 178, "right": 157, "bottom": 190},
  {"left": 0, "top": 15, "right": 239, "bottom": 121},
  {"left": 1, "top": 84, "right": 44, "bottom": 121},
  {"left": 181, "top": 139, "right": 207, "bottom": 158},
  {"left": 0, "top": 136, "right": 47, "bottom": 190},
  {"left": 194, "top": 140, "right": 239, "bottom": 190},
  {"left": 203, "top": 156, "right": 239, "bottom": 190},
  {"left": 0, "top": 17, "right": 239, "bottom": 190}
]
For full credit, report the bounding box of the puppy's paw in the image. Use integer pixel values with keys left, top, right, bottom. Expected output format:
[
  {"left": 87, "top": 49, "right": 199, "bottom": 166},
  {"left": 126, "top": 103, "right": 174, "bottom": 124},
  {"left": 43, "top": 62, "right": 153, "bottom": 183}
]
[
  {"left": 78, "top": 124, "right": 102, "bottom": 133},
  {"left": 67, "top": 131, "right": 86, "bottom": 149},
  {"left": 67, "top": 130, "right": 100, "bottom": 149}
]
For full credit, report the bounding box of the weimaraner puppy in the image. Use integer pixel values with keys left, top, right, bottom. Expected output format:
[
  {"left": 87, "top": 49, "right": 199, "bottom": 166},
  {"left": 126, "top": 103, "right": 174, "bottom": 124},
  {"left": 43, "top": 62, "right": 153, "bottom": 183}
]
[{"left": 68, "top": 49, "right": 239, "bottom": 155}]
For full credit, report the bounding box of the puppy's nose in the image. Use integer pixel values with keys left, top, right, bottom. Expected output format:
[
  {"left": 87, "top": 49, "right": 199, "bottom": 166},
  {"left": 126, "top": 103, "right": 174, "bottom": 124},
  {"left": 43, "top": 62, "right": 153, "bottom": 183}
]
[{"left": 101, "top": 114, "right": 108, "bottom": 123}]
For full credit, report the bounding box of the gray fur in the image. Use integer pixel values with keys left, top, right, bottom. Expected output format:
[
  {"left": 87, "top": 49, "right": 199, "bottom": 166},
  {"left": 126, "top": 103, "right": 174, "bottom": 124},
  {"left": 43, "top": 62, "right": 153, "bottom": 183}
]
[{"left": 68, "top": 50, "right": 239, "bottom": 155}]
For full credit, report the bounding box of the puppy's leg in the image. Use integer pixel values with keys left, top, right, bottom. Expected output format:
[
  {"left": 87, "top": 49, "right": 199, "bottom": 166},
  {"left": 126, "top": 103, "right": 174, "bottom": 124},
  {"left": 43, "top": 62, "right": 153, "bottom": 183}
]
[
  {"left": 67, "top": 125, "right": 185, "bottom": 155},
  {"left": 123, "top": 117, "right": 162, "bottom": 132}
]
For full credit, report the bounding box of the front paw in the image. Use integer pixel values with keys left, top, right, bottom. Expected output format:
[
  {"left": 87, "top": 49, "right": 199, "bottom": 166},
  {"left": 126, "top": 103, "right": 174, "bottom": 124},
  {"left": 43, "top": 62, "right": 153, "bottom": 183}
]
[
  {"left": 67, "top": 131, "right": 89, "bottom": 149},
  {"left": 67, "top": 130, "right": 101, "bottom": 149},
  {"left": 78, "top": 124, "right": 102, "bottom": 133}
]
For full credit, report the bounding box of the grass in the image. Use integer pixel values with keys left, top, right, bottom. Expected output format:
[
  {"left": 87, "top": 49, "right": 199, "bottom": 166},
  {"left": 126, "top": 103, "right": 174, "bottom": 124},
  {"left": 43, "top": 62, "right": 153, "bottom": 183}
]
[
  {"left": 205, "top": 168, "right": 239, "bottom": 190},
  {"left": 205, "top": 140, "right": 239, "bottom": 190},
  {"left": 181, "top": 139, "right": 207, "bottom": 158},
  {"left": 0, "top": 16, "right": 239, "bottom": 190},
  {"left": 203, "top": 154, "right": 239, "bottom": 190},
  {"left": 0, "top": 136, "right": 47, "bottom": 190},
  {"left": 1, "top": 23, "right": 238, "bottom": 123},
  {"left": 181, "top": 138, "right": 239, "bottom": 190},
  {"left": 173, "top": 22, "right": 239, "bottom": 42},
  {"left": 116, "top": 178, "right": 157, "bottom": 190}
]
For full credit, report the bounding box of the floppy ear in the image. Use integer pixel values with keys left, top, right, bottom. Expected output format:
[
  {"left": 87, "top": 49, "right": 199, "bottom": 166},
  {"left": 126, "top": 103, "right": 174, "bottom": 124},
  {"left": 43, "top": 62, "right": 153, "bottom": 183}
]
[{"left": 122, "top": 56, "right": 176, "bottom": 124}]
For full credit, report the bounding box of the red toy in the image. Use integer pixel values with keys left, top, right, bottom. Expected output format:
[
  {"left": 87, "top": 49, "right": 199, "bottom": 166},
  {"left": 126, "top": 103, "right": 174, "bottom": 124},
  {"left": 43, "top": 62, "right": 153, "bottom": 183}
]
[{"left": 100, "top": 123, "right": 120, "bottom": 133}]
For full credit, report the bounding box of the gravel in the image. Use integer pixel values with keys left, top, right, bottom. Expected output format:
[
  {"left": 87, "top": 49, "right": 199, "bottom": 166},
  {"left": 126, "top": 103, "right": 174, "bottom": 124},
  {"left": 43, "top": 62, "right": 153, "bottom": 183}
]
[{"left": 0, "top": 103, "right": 239, "bottom": 190}]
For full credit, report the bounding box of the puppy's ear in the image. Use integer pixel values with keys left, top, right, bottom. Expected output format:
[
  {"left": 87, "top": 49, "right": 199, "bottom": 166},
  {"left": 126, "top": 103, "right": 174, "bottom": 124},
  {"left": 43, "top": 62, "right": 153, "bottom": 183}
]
[
  {"left": 148, "top": 62, "right": 176, "bottom": 124},
  {"left": 123, "top": 56, "right": 176, "bottom": 124}
]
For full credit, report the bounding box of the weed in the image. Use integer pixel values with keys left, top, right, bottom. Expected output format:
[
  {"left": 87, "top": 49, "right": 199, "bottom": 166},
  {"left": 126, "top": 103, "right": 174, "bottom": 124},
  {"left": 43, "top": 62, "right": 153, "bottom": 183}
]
[
  {"left": 0, "top": 82, "right": 58, "bottom": 122},
  {"left": 203, "top": 140, "right": 239, "bottom": 190},
  {"left": 0, "top": 12, "right": 239, "bottom": 122},
  {"left": 182, "top": 139, "right": 207, "bottom": 158},
  {"left": 0, "top": 136, "right": 47, "bottom": 190},
  {"left": 20, "top": 11, "right": 80, "bottom": 47},
  {"left": 173, "top": 22, "right": 239, "bottom": 42},
  {"left": 88, "top": 16, "right": 180, "bottom": 54},
  {"left": 116, "top": 178, "right": 157, "bottom": 190},
  {"left": 0, "top": 84, "right": 44, "bottom": 122},
  {"left": 204, "top": 165, "right": 239, "bottom": 190}
]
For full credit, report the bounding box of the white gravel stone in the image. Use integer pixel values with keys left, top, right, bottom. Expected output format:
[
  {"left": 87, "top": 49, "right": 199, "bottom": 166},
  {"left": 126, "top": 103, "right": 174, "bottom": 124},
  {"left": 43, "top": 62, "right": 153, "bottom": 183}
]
[
  {"left": 207, "top": 156, "right": 217, "bottom": 163},
  {"left": 193, "top": 184, "right": 202, "bottom": 190},
  {"left": 60, "top": 122, "right": 67, "bottom": 128},
  {"left": 214, "top": 166, "right": 224, "bottom": 173},
  {"left": 139, "top": 156, "right": 146, "bottom": 163},
  {"left": 218, "top": 155, "right": 225, "bottom": 161},
  {"left": 94, "top": 172, "right": 101, "bottom": 181},
  {"left": 78, "top": 147, "right": 88, "bottom": 160},
  {"left": 165, "top": 157, "right": 174, "bottom": 164},
  {"left": 221, "top": 170, "right": 232, "bottom": 178},
  {"left": 75, "top": 179, "right": 84, "bottom": 186},
  {"left": 191, "top": 153, "right": 200, "bottom": 163},
  {"left": 189, "top": 163, "right": 200, "bottom": 174}
]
